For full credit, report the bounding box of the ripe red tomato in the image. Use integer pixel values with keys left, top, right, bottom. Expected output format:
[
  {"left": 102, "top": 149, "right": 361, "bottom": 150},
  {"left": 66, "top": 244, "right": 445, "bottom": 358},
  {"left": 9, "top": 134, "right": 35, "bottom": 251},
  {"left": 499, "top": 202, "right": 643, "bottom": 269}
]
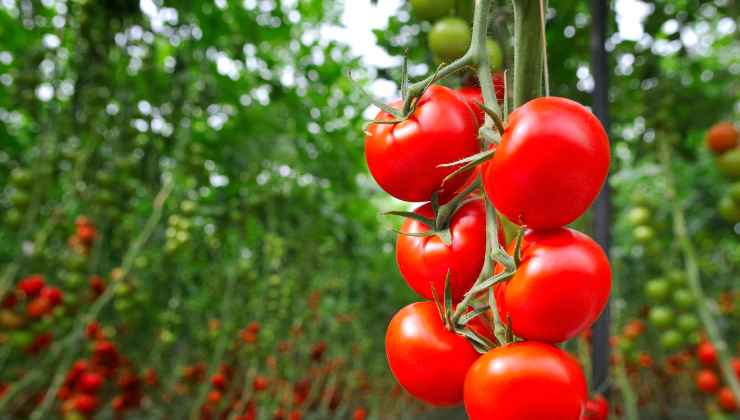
[
  {"left": 253, "top": 376, "right": 269, "bottom": 392},
  {"left": 483, "top": 97, "right": 610, "bottom": 228},
  {"left": 18, "top": 275, "right": 45, "bottom": 297},
  {"left": 717, "top": 387, "right": 738, "bottom": 413},
  {"left": 495, "top": 228, "right": 611, "bottom": 343},
  {"left": 396, "top": 198, "right": 488, "bottom": 302},
  {"left": 456, "top": 73, "right": 506, "bottom": 126},
  {"left": 78, "top": 372, "right": 104, "bottom": 393},
  {"left": 583, "top": 394, "right": 609, "bottom": 420},
  {"left": 73, "top": 394, "right": 99, "bottom": 414},
  {"left": 365, "top": 85, "right": 479, "bottom": 202},
  {"left": 732, "top": 358, "right": 740, "bottom": 380},
  {"left": 706, "top": 121, "right": 738, "bottom": 154},
  {"left": 696, "top": 369, "right": 720, "bottom": 394},
  {"left": 385, "top": 301, "right": 479, "bottom": 406},
  {"left": 26, "top": 297, "right": 52, "bottom": 318},
  {"left": 464, "top": 342, "right": 587, "bottom": 420},
  {"left": 697, "top": 341, "right": 718, "bottom": 366}
]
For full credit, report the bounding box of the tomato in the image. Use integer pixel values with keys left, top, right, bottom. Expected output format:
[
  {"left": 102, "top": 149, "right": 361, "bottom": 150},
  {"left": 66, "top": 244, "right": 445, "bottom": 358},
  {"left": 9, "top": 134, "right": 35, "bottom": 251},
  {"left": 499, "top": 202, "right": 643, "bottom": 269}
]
[
  {"left": 719, "top": 195, "right": 740, "bottom": 223},
  {"left": 717, "top": 387, "right": 738, "bottom": 413},
  {"left": 365, "top": 85, "right": 479, "bottom": 202},
  {"left": 716, "top": 148, "right": 740, "bottom": 179},
  {"left": 677, "top": 313, "right": 699, "bottom": 333},
  {"left": 660, "top": 330, "right": 683, "bottom": 350},
  {"left": 486, "top": 39, "right": 502, "bottom": 70},
  {"left": 409, "top": 0, "right": 454, "bottom": 20},
  {"left": 385, "top": 301, "right": 479, "bottom": 406},
  {"left": 697, "top": 341, "right": 718, "bottom": 366},
  {"left": 456, "top": 73, "right": 506, "bottom": 126},
  {"left": 495, "top": 228, "right": 611, "bottom": 343},
  {"left": 18, "top": 275, "right": 45, "bottom": 297},
  {"left": 732, "top": 358, "right": 740, "bottom": 380},
  {"left": 696, "top": 370, "right": 720, "bottom": 393},
  {"left": 672, "top": 289, "right": 695, "bottom": 309},
  {"left": 464, "top": 342, "right": 587, "bottom": 420},
  {"left": 483, "top": 97, "right": 610, "bottom": 228},
  {"left": 583, "top": 395, "right": 609, "bottom": 420},
  {"left": 429, "top": 18, "right": 471, "bottom": 62},
  {"left": 78, "top": 372, "right": 104, "bottom": 393},
  {"left": 632, "top": 225, "right": 655, "bottom": 243},
  {"left": 706, "top": 122, "right": 738, "bottom": 154},
  {"left": 73, "top": 394, "right": 99, "bottom": 414},
  {"left": 626, "top": 206, "right": 650, "bottom": 225},
  {"left": 648, "top": 306, "right": 674, "bottom": 329},
  {"left": 644, "top": 278, "right": 670, "bottom": 302},
  {"left": 396, "top": 198, "right": 493, "bottom": 302},
  {"left": 622, "top": 319, "right": 645, "bottom": 340}
]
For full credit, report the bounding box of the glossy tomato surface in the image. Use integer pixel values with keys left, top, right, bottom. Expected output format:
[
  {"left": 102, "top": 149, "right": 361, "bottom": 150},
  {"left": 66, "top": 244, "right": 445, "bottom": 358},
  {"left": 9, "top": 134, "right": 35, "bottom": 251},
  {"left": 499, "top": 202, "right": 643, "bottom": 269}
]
[
  {"left": 483, "top": 96, "right": 610, "bottom": 228},
  {"left": 496, "top": 228, "right": 611, "bottom": 343},
  {"left": 385, "top": 301, "right": 479, "bottom": 406},
  {"left": 365, "top": 85, "right": 479, "bottom": 202},
  {"left": 456, "top": 73, "right": 506, "bottom": 126},
  {"left": 396, "top": 198, "right": 488, "bottom": 302},
  {"left": 464, "top": 342, "right": 587, "bottom": 420}
]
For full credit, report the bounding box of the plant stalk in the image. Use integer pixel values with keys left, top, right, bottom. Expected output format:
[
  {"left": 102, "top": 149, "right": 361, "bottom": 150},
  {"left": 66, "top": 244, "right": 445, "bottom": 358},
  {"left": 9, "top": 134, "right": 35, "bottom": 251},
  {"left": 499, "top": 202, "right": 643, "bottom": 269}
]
[{"left": 512, "top": 0, "right": 544, "bottom": 106}]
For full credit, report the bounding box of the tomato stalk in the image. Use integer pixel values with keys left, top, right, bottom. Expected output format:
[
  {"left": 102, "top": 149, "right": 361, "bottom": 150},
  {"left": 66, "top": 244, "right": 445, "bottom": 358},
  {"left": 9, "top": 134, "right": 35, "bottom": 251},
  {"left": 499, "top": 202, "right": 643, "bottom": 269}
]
[
  {"left": 657, "top": 135, "right": 740, "bottom": 404},
  {"left": 511, "top": 0, "right": 544, "bottom": 106}
]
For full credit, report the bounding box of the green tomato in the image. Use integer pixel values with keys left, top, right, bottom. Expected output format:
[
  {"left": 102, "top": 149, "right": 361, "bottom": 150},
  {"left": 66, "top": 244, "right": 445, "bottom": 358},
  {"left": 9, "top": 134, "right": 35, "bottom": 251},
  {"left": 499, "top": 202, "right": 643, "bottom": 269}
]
[
  {"left": 676, "top": 313, "right": 699, "bottom": 334},
  {"left": 716, "top": 148, "right": 740, "bottom": 179},
  {"left": 486, "top": 38, "right": 502, "bottom": 70},
  {"left": 626, "top": 206, "right": 651, "bottom": 226},
  {"left": 648, "top": 306, "right": 675, "bottom": 329},
  {"left": 619, "top": 338, "right": 635, "bottom": 355},
  {"left": 659, "top": 329, "right": 683, "bottom": 351},
  {"left": 5, "top": 209, "right": 22, "bottom": 228},
  {"left": 10, "top": 168, "right": 32, "bottom": 187},
  {"left": 632, "top": 225, "right": 655, "bottom": 243},
  {"left": 429, "top": 18, "right": 471, "bottom": 62},
  {"left": 410, "top": 0, "right": 454, "bottom": 21},
  {"left": 730, "top": 182, "right": 740, "bottom": 204},
  {"left": 9, "top": 190, "right": 30, "bottom": 208},
  {"left": 666, "top": 270, "right": 686, "bottom": 286},
  {"left": 718, "top": 195, "right": 740, "bottom": 223},
  {"left": 672, "top": 289, "right": 695, "bottom": 310},
  {"left": 631, "top": 189, "right": 650, "bottom": 206},
  {"left": 644, "top": 278, "right": 670, "bottom": 302}
]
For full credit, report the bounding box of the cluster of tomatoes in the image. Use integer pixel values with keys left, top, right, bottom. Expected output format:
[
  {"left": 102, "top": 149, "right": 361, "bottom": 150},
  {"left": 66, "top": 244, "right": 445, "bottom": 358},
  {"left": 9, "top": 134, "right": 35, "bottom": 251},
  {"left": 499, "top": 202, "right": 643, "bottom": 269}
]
[
  {"left": 4, "top": 167, "right": 34, "bottom": 229},
  {"left": 641, "top": 271, "right": 701, "bottom": 351},
  {"left": 694, "top": 341, "right": 739, "bottom": 415},
  {"left": 365, "top": 50, "right": 612, "bottom": 416},
  {"left": 0, "top": 274, "right": 62, "bottom": 354},
  {"left": 705, "top": 122, "right": 740, "bottom": 224}
]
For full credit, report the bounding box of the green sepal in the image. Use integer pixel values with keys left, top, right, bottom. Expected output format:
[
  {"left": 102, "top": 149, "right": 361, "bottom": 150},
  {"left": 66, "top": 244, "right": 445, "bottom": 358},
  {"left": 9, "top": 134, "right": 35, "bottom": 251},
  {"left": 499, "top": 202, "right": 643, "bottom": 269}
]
[
  {"left": 457, "top": 305, "right": 489, "bottom": 326},
  {"left": 384, "top": 211, "right": 435, "bottom": 227},
  {"left": 459, "top": 327, "right": 496, "bottom": 354}
]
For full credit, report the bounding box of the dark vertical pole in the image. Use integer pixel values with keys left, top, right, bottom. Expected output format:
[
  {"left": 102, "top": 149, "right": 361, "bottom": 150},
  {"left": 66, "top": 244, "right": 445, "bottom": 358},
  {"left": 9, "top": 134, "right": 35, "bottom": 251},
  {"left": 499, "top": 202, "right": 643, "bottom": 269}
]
[{"left": 590, "top": 0, "right": 611, "bottom": 397}]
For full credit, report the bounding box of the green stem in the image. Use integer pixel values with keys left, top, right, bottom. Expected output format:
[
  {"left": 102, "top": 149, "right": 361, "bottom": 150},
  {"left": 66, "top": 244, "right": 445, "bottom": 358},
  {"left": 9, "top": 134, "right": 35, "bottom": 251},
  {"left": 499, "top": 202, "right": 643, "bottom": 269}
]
[
  {"left": 512, "top": 0, "right": 544, "bottom": 106},
  {"left": 657, "top": 136, "right": 740, "bottom": 404}
]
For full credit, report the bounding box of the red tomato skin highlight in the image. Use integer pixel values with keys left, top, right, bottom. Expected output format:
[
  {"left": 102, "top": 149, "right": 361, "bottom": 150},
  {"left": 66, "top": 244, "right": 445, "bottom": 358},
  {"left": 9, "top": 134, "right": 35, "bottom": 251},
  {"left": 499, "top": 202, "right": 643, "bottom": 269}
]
[
  {"left": 365, "top": 85, "right": 480, "bottom": 202},
  {"left": 484, "top": 96, "right": 610, "bottom": 228},
  {"left": 385, "top": 301, "right": 479, "bottom": 406},
  {"left": 464, "top": 342, "right": 587, "bottom": 420},
  {"left": 395, "top": 198, "right": 487, "bottom": 302},
  {"left": 497, "top": 228, "right": 612, "bottom": 343}
]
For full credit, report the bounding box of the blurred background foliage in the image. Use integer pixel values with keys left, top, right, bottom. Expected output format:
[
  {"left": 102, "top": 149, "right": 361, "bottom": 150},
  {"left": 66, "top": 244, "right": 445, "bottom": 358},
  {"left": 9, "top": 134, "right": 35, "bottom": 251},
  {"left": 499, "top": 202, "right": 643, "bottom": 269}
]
[{"left": 0, "top": 0, "right": 737, "bottom": 418}]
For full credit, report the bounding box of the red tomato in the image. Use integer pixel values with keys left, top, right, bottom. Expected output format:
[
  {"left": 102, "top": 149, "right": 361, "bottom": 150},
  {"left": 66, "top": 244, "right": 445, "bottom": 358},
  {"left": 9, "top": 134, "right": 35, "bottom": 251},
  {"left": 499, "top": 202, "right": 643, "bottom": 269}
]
[
  {"left": 483, "top": 97, "right": 610, "bottom": 228},
  {"left": 456, "top": 73, "right": 506, "bottom": 126},
  {"left": 718, "top": 387, "right": 738, "bottom": 413},
  {"left": 697, "top": 341, "right": 718, "bottom": 366},
  {"left": 695, "top": 369, "right": 720, "bottom": 394},
  {"left": 495, "top": 228, "right": 611, "bottom": 343},
  {"left": 396, "top": 198, "right": 488, "bottom": 302},
  {"left": 18, "top": 275, "right": 45, "bottom": 297},
  {"left": 583, "top": 394, "right": 609, "bottom": 420},
  {"left": 706, "top": 121, "right": 738, "bottom": 154},
  {"left": 253, "top": 376, "right": 269, "bottom": 392},
  {"left": 365, "top": 85, "right": 480, "bottom": 202},
  {"left": 77, "top": 372, "right": 104, "bottom": 393},
  {"left": 73, "top": 394, "right": 99, "bottom": 414},
  {"left": 732, "top": 358, "right": 740, "bottom": 380},
  {"left": 40, "top": 287, "right": 63, "bottom": 306},
  {"left": 211, "top": 373, "right": 226, "bottom": 390},
  {"left": 385, "top": 301, "right": 479, "bottom": 406},
  {"left": 464, "top": 342, "right": 587, "bottom": 420},
  {"left": 26, "top": 297, "right": 52, "bottom": 318}
]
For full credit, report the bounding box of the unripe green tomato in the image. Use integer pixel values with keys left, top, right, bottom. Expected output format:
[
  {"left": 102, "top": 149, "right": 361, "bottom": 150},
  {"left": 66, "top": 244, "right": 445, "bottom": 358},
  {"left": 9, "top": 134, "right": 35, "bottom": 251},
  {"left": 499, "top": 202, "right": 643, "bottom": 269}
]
[
  {"left": 619, "top": 338, "right": 635, "bottom": 354},
  {"left": 181, "top": 200, "right": 196, "bottom": 215},
  {"left": 667, "top": 270, "right": 686, "bottom": 286},
  {"left": 631, "top": 190, "right": 650, "bottom": 206},
  {"left": 114, "top": 283, "right": 131, "bottom": 296},
  {"left": 160, "top": 329, "right": 175, "bottom": 344},
  {"left": 718, "top": 195, "right": 740, "bottom": 223},
  {"left": 730, "top": 182, "right": 740, "bottom": 204},
  {"left": 429, "top": 18, "right": 471, "bottom": 62},
  {"left": 676, "top": 313, "right": 699, "bottom": 333},
  {"left": 5, "top": 209, "right": 22, "bottom": 228},
  {"left": 10, "top": 168, "right": 32, "bottom": 187},
  {"left": 626, "top": 206, "right": 651, "bottom": 226},
  {"left": 114, "top": 298, "right": 131, "bottom": 313},
  {"left": 649, "top": 306, "right": 675, "bottom": 329},
  {"left": 9, "top": 330, "right": 33, "bottom": 349},
  {"left": 486, "top": 39, "right": 502, "bottom": 70},
  {"left": 65, "top": 254, "right": 87, "bottom": 272},
  {"left": 672, "top": 289, "right": 695, "bottom": 310},
  {"left": 63, "top": 272, "right": 84, "bottom": 288},
  {"left": 409, "top": 0, "right": 454, "bottom": 21},
  {"left": 632, "top": 225, "right": 655, "bottom": 243},
  {"left": 644, "top": 278, "right": 670, "bottom": 302},
  {"left": 716, "top": 148, "right": 740, "bottom": 179},
  {"left": 659, "top": 329, "right": 683, "bottom": 350},
  {"left": 9, "top": 190, "right": 30, "bottom": 208}
]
